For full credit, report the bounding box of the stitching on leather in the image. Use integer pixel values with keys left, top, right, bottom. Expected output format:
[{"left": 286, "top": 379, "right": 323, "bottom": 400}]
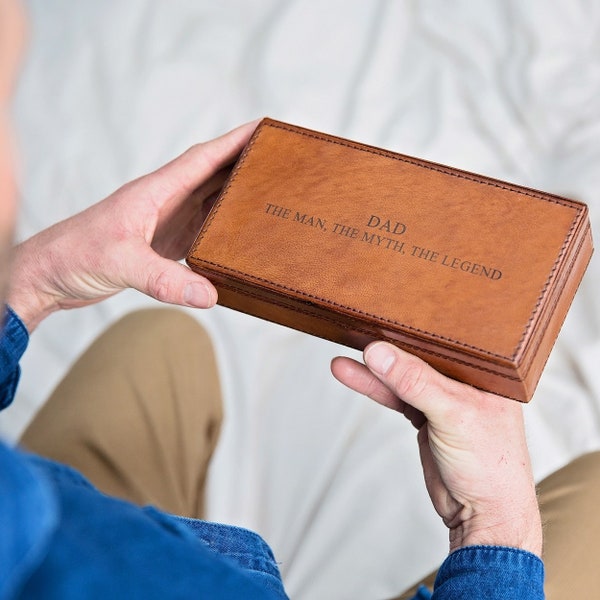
[
  {"left": 192, "top": 120, "right": 586, "bottom": 362},
  {"left": 194, "top": 130, "right": 262, "bottom": 245},
  {"left": 516, "top": 225, "right": 591, "bottom": 367},
  {"left": 513, "top": 218, "right": 581, "bottom": 357},
  {"left": 267, "top": 121, "right": 582, "bottom": 209},
  {"left": 216, "top": 279, "right": 521, "bottom": 383},
  {"left": 199, "top": 257, "right": 512, "bottom": 360}
]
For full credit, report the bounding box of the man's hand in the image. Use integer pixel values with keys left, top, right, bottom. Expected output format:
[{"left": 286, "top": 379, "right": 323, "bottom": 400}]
[
  {"left": 331, "top": 341, "right": 542, "bottom": 557},
  {"left": 7, "top": 120, "right": 258, "bottom": 331}
]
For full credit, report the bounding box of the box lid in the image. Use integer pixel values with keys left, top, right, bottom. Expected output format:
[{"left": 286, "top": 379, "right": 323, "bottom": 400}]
[{"left": 188, "top": 119, "right": 593, "bottom": 400}]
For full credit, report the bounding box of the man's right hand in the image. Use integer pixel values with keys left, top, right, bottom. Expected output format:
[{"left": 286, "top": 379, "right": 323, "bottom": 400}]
[{"left": 331, "top": 341, "right": 542, "bottom": 557}]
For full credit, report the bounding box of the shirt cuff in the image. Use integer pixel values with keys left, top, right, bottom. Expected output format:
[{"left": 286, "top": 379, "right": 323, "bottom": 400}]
[
  {"left": 0, "top": 306, "right": 30, "bottom": 410},
  {"left": 433, "top": 545, "right": 544, "bottom": 599}
]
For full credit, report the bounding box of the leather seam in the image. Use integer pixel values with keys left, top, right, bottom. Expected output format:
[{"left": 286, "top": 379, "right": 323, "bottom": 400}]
[
  {"left": 216, "top": 279, "right": 522, "bottom": 384},
  {"left": 198, "top": 258, "right": 510, "bottom": 359},
  {"left": 266, "top": 121, "right": 582, "bottom": 209},
  {"left": 514, "top": 222, "right": 589, "bottom": 362}
]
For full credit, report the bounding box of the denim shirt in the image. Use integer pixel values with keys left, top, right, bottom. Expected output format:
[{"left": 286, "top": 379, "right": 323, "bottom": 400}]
[{"left": 0, "top": 306, "right": 544, "bottom": 599}]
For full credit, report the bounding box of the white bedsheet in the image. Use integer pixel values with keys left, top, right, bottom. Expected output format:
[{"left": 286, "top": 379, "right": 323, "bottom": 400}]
[{"left": 2, "top": 1, "right": 600, "bottom": 598}]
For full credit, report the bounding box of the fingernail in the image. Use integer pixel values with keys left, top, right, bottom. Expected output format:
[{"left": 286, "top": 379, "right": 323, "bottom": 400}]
[
  {"left": 184, "top": 282, "right": 215, "bottom": 307},
  {"left": 365, "top": 343, "right": 396, "bottom": 375}
]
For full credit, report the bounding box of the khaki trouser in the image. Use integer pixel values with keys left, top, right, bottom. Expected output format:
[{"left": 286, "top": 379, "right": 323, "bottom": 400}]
[
  {"left": 20, "top": 309, "right": 600, "bottom": 599},
  {"left": 21, "top": 308, "right": 223, "bottom": 520}
]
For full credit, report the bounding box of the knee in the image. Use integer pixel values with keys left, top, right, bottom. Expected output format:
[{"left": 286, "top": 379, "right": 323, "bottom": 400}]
[
  {"left": 109, "top": 308, "right": 212, "bottom": 349},
  {"left": 538, "top": 449, "right": 600, "bottom": 511}
]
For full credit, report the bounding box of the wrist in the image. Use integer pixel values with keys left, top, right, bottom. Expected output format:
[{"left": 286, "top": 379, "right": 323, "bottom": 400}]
[
  {"left": 449, "top": 499, "right": 543, "bottom": 557},
  {"left": 7, "top": 236, "right": 61, "bottom": 332}
]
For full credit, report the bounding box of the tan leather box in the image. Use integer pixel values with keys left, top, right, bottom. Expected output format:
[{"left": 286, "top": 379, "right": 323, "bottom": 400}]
[{"left": 187, "top": 118, "right": 593, "bottom": 402}]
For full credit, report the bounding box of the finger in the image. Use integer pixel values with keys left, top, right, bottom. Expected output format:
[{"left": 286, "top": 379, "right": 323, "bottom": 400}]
[
  {"left": 363, "top": 342, "right": 465, "bottom": 417},
  {"left": 331, "top": 356, "right": 401, "bottom": 409},
  {"left": 416, "top": 425, "right": 459, "bottom": 523},
  {"left": 150, "top": 166, "right": 233, "bottom": 260},
  {"left": 179, "top": 165, "right": 233, "bottom": 236},
  {"left": 148, "top": 119, "right": 261, "bottom": 197},
  {"left": 331, "top": 356, "right": 428, "bottom": 428},
  {"left": 127, "top": 246, "right": 218, "bottom": 308}
]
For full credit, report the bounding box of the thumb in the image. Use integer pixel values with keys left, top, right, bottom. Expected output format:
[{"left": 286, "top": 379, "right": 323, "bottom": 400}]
[
  {"left": 363, "top": 342, "right": 463, "bottom": 417},
  {"left": 128, "top": 250, "right": 217, "bottom": 308}
]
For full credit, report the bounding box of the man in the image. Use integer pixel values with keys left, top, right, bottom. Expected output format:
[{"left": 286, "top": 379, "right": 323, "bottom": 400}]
[{"left": 1, "top": 0, "right": 587, "bottom": 597}]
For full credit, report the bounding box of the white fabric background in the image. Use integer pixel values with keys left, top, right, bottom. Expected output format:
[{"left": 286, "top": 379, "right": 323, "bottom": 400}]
[{"left": 2, "top": 1, "right": 600, "bottom": 598}]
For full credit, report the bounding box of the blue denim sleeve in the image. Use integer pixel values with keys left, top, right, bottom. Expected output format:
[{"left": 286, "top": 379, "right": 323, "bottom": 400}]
[
  {"left": 429, "top": 545, "right": 545, "bottom": 599},
  {"left": 172, "top": 517, "right": 288, "bottom": 598},
  {"left": 0, "top": 305, "right": 29, "bottom": 410}
]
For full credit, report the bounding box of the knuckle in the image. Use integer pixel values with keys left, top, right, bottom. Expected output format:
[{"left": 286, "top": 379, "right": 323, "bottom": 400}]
[
  {"left": 188, "top": 142, "right": 217, "bottom": 171},
  {"left": 362, "top": 370, "right": 398, "bottom": 408},
  {"left": 148, "top": 270, "right": 172, "bottom": 303},
  {"left": 393, "top": 358, "right": 429, "bottom": 399},
  {"left": 364, "top": 374, "right": 386, "bottom": 402}
]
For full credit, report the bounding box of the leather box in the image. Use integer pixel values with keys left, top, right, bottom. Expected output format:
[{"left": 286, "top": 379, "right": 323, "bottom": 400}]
[{"left": 186, "top": 118, "right": 593, "bottom": 402}]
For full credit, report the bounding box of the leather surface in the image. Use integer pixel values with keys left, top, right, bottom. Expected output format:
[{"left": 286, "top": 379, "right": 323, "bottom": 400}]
[{"left": 187, "top": 118, "right": 593, "bottom": 401}]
